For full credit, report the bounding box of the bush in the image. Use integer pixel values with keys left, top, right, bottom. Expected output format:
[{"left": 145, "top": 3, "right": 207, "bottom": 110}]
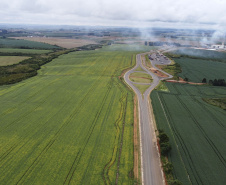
[
  {"left": 168, "top": 179, "right": 183, "bottom": 185},
  {"left": 159, "top": 132, "right": 169, "bottom": 144},
  {"left": 163, "top": 161, "right": 173, "bottom": 174},
  {"left": 160, "top": 142, "right": 171, "bottom": 156}
]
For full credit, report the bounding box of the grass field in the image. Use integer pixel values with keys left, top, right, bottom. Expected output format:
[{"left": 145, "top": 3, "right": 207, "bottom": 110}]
[
  {"left": 12, "top": 37, "right": 98, "bottom": 49},
  {"left": 155, "top": 81, "right": 169, "bottom": 92},
  {"left": 0, "top": 44, "right": 151, "bottom": 184},
  {"left": 0, "top": 38, "right": 59, "bottom": 49},
  {"left": 0, "top": 48, "right": 52, "bottom": 54},
  {"left": 133, "top": 84, "right": 150, "bottom": 94},
  {"left": 151, "top": 82, "right": 226, "bottom": 185},
  {"left": 129, "top": 72, "right": 152, "bottom": 83},
  {"left": 0, "top": 56, "right": 30, "bottom": 66},
  {"left": 134, "top": 66, "right": 145, "bottom": 72}
]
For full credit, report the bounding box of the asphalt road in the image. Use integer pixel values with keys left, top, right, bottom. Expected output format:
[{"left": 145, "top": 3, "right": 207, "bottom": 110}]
[{"left": 124, "top": 51, "right": 172, "bottom": 185}]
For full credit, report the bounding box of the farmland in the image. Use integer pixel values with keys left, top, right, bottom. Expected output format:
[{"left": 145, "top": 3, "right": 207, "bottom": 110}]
[
  {"left": 0, "top": 44, "right": 152, "bottom": 184},
  {"left": 0, "top": 37, "right": 59, "bottom": 49},
  {"left": 0, "top": 48, "right": 52, "bottom": 54},
  {"left": 172, "top": 48, "right": 226, "bottom": 63},
  {"left": 166, "top": 49, "right": 226, "bottom": 82},
  {"left": 151, "top": 82, "right": 226, "bottom": 185},
  {"left": 173, "top": 57, "right": 226, "bottom": 82},
  {"left": 12, "top": 37, "right": 98, "bottom": 49},
  {"left": 0, "top": 56, "right": 30, "bottom": 66}
]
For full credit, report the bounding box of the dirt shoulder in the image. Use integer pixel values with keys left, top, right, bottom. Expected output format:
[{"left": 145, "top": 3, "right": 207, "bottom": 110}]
[{"left": 166, "top": 79, "right": 205, "bottom": 85}]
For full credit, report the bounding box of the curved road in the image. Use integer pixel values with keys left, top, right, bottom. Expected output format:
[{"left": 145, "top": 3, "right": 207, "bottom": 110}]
[{"left": 124, "top": 52, "right": 172, "bottom": 185}]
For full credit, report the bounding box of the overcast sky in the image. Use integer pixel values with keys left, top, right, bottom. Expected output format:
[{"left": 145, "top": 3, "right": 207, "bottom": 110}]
[{"left": 1, "top": 0, "right": 226, "bottom": 29}]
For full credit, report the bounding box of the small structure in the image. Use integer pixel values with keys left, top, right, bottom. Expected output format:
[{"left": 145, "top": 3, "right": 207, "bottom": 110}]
[{"left": 211, "top": 42, "right": 225, "bottom": 49}]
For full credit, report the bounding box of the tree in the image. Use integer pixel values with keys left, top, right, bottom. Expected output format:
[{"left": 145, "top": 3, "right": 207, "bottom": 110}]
[
  {"left": 160, "top": 142, "right": 171, "bottom": 156},
  {"left": 213, "top": 79, "right": 218, "bottom": 86},
  {"left": 209, "top": 79, "right": 213, "bottom": 85},
  {"left": 202, "top": 78, "right": 207, "bottom": 83},
  {"left": 159, "top": 132, "right": 169, "bottom": 144},
  {"left": 184, "top": 77, "right": 188, "bottom": 81}
]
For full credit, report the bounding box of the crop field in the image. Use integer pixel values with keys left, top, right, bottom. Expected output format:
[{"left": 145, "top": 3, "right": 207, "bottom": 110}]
[
  {"left": 0, "top": 38, "right": 59, "bottom": 49},
  {"left": 101, "top": 44, "right": 154, "bottom": 51},
  {"left": 0, "top": 56, "right": 30, "bottom": 66},
  {"left": 172, "top": 48, "right": 226, "bottom": 62},
  {"left": 151, "top": 82, "right": 226, "bottom": 185},
  {"left": 0, "top": 48, "right": 52, "bottom": 54},
  {"left": 174, "top": 57, "right": 226, "bottom": 82},
  {"left": 12, "top": 37, "right": 98, "bottom": 49},
  {"left": 0, "top": 44, "right": 152, "bottom": 184}
]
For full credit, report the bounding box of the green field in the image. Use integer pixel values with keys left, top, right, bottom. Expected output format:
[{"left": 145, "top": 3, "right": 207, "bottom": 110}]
[
  {"left": 129, "top": 72, "right": 152, "bottom": 83},
  {"left": 134, "top": 66, "right": 145, "bottom": 72},
  {"left": 172, "top": 48, "right": 226, "bottom": 62},
  {"left": 133, "top": 84, "right": 150, "bottom": 94},
  {"left": 167, "top": 49, "right": 226, "bottom": 82},
  {"left": 101, "top": 44, "right": 154, "bottom": 51},
  {"left": 0, "top": 48, "right": 52, "bottom": 54},
  {"left": 0, "top": 38, "right": 59, "bottom": 49},
  {"left": 174, "top": 57, "right": 226, "bottom": 82},
  {"left": 0, "top": 56, "right": 30, "bottom": 66},
  {"left": 0, "top": 44, "right": 149, "bottom": 184},
  {"left": 151, "top": 82, "right": 226, "bottom": 185}
]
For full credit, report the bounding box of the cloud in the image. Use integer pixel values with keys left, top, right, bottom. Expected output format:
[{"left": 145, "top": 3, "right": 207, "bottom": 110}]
[{"left": 1, "top": 0, "right": 226, "bottom": 28}]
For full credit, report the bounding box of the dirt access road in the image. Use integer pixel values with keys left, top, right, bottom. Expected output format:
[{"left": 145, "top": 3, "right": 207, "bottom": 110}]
[{"left": 124, "top": 51, "right": 172, "bottom": 185}]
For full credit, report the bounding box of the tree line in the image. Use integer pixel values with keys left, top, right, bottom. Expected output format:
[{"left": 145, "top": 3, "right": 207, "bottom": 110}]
[
  {"left": 202, "top": 78, "right": 226, "bottom": 86},
  {"left": 0, "top": 44, "right": 105, "bottom": 86}
]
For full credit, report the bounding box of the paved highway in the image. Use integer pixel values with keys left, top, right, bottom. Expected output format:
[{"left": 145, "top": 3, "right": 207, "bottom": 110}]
[{"left": 124, "top": 51, "right": 172, "bottom": 185}]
